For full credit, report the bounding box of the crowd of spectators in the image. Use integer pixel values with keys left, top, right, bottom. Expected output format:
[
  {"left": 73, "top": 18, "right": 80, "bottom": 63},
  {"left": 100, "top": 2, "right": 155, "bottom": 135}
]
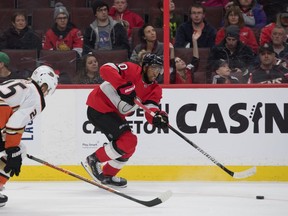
[{"left": 0, "top": 0, "right": 288, "bottom": 84}]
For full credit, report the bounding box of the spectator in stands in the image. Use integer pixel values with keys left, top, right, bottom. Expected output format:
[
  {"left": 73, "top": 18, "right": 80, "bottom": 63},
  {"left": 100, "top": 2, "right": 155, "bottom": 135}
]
[
  {"left": 154, "top": 0, "right": 184, "bottom": 44},
  {"left": 0, "top": 11, "right": 41, "bottom": 51},
  {"left": 248, "top": 43, "right": 288, "bottom": 83},
  {"left": 207, "top": 25, "right": 255, "bottom": 83},
  {"left": 265, "top": 26, "right": 288, "bottom": 67},
  {"left": 174, "top": 3, "right": 216, "bottom": 48},
  {"left": 259, "top": 7, "right": 288, "bottom": 46},
  {"left": 216, "top": 5, "right": 259, "bottom": 53},
  {"left": 0, "top": 52, "right": 31, "bottom": 83},
  {"left": 42, "top": 2, "right": 83, "bottom": 57},
  {"left": 201, "top": 0, "right": 229, "bottom": 7},
  {"left": 225, "top": 0, "right": 267, "bottom": 29},
  {"left": 109, "top": 0, "right": 144, "bottom": 41},
  {"left": 130, "top": 24, "right": 163, "bottom": 64},
  {"left": 170, "top": 31, "right": 200, "bottom": 84},
  {"left": 83, "top": 0, "right": 130, "bottom": 56},
  {"left": 74, "top": 53, "right": 103, "bottom": 84},
  {"left": 211, "top": 59, "right": 239, "bottom": 83}
]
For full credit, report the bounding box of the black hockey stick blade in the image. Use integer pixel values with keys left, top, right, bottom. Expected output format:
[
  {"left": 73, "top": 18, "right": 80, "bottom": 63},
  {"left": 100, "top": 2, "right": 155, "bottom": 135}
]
[
  {"left": 27, "top": 154, "right": 172, "bottom": 207},
  {"left": 134, "top": 99, "right": 257, "bottom": 179}
]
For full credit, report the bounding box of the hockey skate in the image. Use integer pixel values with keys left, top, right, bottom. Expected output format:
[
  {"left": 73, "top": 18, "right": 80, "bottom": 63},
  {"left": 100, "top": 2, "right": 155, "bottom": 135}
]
[
  {"left": 102, "top": 176, "right": 127, "bottom": 188},
  {"left": 0, "top": 193, "right": 8, "bottom": 207},
  {"left": 81, "top": 153, "right": 104, "bottom": 183},
  {"left": 81, "top": 153, "right": 128, "bottom": 187}
]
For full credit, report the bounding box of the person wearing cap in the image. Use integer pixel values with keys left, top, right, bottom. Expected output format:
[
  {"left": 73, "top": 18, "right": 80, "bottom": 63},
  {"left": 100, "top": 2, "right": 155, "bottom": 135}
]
[
  {"left": 260, "top": 6, "right": 288, "bottom": 46},
  {"left": 248, "top": 43, "right": 288, "bottom": 83},
  {"left": 42, "top": 2, "right": 83, "bottom": 57},
  {"left": 215, "top": 5, "right": 259, "bottom": 53},
  {"left": 0, "top": 11, "right": 41, "bottom": 51},
  {"left": 0, "top": 52, "right": 31, "bottom": 83},
  {"left": 82, "top": 0, "right": 130, "bottom": 56},
  {"left": 207, "top": 24, "right": 255, "bottom": 83},
  {"left": 174, "top": 3, "right": 216, "bottom": 48},
  {"left": 211, "top": 59, "right": 239, "bottom": 84}
]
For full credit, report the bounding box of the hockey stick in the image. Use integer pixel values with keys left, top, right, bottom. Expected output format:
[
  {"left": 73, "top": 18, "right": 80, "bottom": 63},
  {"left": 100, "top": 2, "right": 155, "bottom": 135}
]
[
  {"left": 134, "top": 99, "right": 256, "bottom": 179},
  {"left": 26, "top": 154, "right": 172, "bottom": 207}
]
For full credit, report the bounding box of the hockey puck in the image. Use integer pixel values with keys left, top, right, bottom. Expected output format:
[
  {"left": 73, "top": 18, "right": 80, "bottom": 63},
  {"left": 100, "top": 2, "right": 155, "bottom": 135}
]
[{"left": 256, "top": 195, "right": 264, "bottom": 199}]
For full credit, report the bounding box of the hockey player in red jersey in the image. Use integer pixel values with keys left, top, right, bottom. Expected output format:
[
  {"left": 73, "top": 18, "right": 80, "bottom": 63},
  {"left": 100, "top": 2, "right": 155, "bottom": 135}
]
[
  {"left": 82, "top": 54, "right": 169, "bottom": 187},
  {"left": 0, "top": 65, "right": 58, "bottom": 207}
]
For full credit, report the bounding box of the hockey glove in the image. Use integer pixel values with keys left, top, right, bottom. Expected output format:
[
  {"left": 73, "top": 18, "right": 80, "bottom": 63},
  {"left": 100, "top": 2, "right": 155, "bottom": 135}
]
[
  {"left": 152, "top": 111, "right": 169, "bottom": 129},
  {"left": 117, "top": 82, "right": 136, "bottom": 106},
  {"left": 4, "top": 146, "right": 23, "bottom": 177}
]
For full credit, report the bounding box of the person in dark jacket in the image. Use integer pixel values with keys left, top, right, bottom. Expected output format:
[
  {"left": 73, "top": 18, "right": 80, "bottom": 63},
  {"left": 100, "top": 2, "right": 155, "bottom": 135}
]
[
  {"left": 207, "top": 25, "right": 255, "bottom": 83},
  {"left": 174, "top": 3, "right": 216, "bottom": 48},
  {"left": 82, "top": 0, "right": 130, "bottom": 56},
  {"left": 0, "top": 11, "right": 41, "bottom": 51}
]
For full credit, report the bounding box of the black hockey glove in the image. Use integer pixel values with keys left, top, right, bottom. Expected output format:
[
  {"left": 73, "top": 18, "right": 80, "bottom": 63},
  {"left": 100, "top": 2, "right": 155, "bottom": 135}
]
[
  {"left": 4, "top": 147, "right": 23, "bottom": 177},
  {"left": 117, "top": 82, "right": 136, "bottom": 106},
  {"left": 152, "top": 111, "right": 169, "bottom": 129}
]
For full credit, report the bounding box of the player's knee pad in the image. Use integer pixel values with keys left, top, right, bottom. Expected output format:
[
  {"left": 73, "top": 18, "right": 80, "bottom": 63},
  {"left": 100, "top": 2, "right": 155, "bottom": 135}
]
[{"left": 116, "top": 132, "right": 137, "bottom": 155}]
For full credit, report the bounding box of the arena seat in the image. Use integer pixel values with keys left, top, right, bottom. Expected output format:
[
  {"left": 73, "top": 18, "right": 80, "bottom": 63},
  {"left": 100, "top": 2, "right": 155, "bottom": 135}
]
[
  {"left": 2, "top": 49, "right": 38, "bottom": 72},
  {"left": 0, "top": 1, "right": 15, "bottom": 8},
  {"left": 92, "top": 49, "right": 129, "bottom": 67},
  {"left": 16, "top": 0, "right": 51, "bottom": 14},
  {"left": 205, "top": 7, "right": 224, "bottom": 30},
  {"left": 54, "top": 0, "right": 86, "bottom": 9},
  {"left": 70, "top": 7, "right": 95, "bottom": 33},
  {"left": 39, "top": 50, "right": 77, "bottom": 83},
  {"left": 32, "top": 8, "right": 54, "bottom": 33}
]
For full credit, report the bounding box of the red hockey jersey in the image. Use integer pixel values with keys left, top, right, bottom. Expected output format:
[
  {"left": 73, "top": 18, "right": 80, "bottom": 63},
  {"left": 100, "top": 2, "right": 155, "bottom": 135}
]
[{"left": 86, "top": 62, "right": 162, "bottom": 123}]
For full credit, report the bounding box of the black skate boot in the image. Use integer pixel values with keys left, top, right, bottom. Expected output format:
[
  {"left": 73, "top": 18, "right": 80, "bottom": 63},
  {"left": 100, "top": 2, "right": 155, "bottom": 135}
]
[
  {"left": 81, "top": 153, "right": 104, "bottom": 182},
  {"left": 102, "top": 176, "right": 127, "bottom": 188},
  {"left": 0, "top": 193, "right": 8, "bottom": 207}
]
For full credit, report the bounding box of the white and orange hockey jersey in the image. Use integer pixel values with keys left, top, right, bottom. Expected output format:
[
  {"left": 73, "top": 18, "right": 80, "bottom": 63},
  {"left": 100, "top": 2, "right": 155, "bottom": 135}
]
[{"left": 0, "top": 79, "right": 45, "bottom": 149}]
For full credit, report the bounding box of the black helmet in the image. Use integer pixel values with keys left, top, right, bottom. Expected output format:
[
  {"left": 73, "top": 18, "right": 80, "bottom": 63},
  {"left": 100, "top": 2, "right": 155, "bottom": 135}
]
[{"left": 142, "top": 54, "right": 163, "bottom": 67}]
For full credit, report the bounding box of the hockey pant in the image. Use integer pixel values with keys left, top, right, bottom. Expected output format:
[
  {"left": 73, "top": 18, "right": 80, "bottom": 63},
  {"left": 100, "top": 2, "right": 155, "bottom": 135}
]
[{"left": 87, "top": 107, "right": 137, "bottom": 177}]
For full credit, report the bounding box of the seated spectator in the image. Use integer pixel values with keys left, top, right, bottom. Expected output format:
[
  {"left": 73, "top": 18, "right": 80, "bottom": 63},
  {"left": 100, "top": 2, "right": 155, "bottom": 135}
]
[
  {"left": 248, "top": 43, "right": 288, "bottom": 83},
  {"left": 0, "top": 11, "right": 41, "bottom": 51},
  {"left": 170, "top": 31, "right": 200, "bottom": 84},
  {"left": 130, "top": 24, "right": 163, "bottom": 64},
  {"left": 225, "top": 0, "right": 267, "bottom": 28},
  {"left": 42, "top": 2, "right": 83, "bottom": 57},
  {"left": 201, "top": 0, "right": 229, "bottom": 7},
  {"left": 83, "top": 0, "right": 130, "bottom": 56},
  {"left": 74, "top": 53, "right": 103, "bottom": 84},
  {"left": 265, "top": 26, "right": 288, "bottom": 67},
  {"left": 154, "top": 0, "right": 184, "bottom": 44},
  {"left": 211, "top": 59, "right": 239, "bottom": 83},
  {"left": 109, "top": 0, "right": 144, "bottom": 41},
  {"left": 207, "top": 25, "right": 255, "bottom": 83},
  {"left": 259, "top": 7, "right": 288, "bottom": 46},
  {"left": 0, "top": 52, "right": 31, "bottom": 83},
  {"left": 216, "top": 5, "right": 259, "bottom": 53},
  {"left": 174, "top": 3, "right": 216, "bottom": 48}
]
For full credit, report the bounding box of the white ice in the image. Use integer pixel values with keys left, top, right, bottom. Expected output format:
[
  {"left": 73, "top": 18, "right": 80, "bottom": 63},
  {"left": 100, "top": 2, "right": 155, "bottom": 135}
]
[{"left": 1, "top": 181, "right": 288, "bottom": 216}]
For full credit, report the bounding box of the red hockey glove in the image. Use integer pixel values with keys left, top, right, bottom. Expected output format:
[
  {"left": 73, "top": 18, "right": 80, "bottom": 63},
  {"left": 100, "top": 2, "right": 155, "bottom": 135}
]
[
  {"left": 152, "top": 111, "right": 169, "bottom": 129},
  {"left": 117, "top": 82, "right": 136, "bottom": 106}
]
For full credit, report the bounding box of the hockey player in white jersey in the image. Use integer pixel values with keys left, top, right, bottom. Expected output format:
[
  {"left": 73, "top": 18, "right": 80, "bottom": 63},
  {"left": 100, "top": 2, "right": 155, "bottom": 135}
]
[{"left": 0, "top": 65, "right": 58, "bottom": 207}]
